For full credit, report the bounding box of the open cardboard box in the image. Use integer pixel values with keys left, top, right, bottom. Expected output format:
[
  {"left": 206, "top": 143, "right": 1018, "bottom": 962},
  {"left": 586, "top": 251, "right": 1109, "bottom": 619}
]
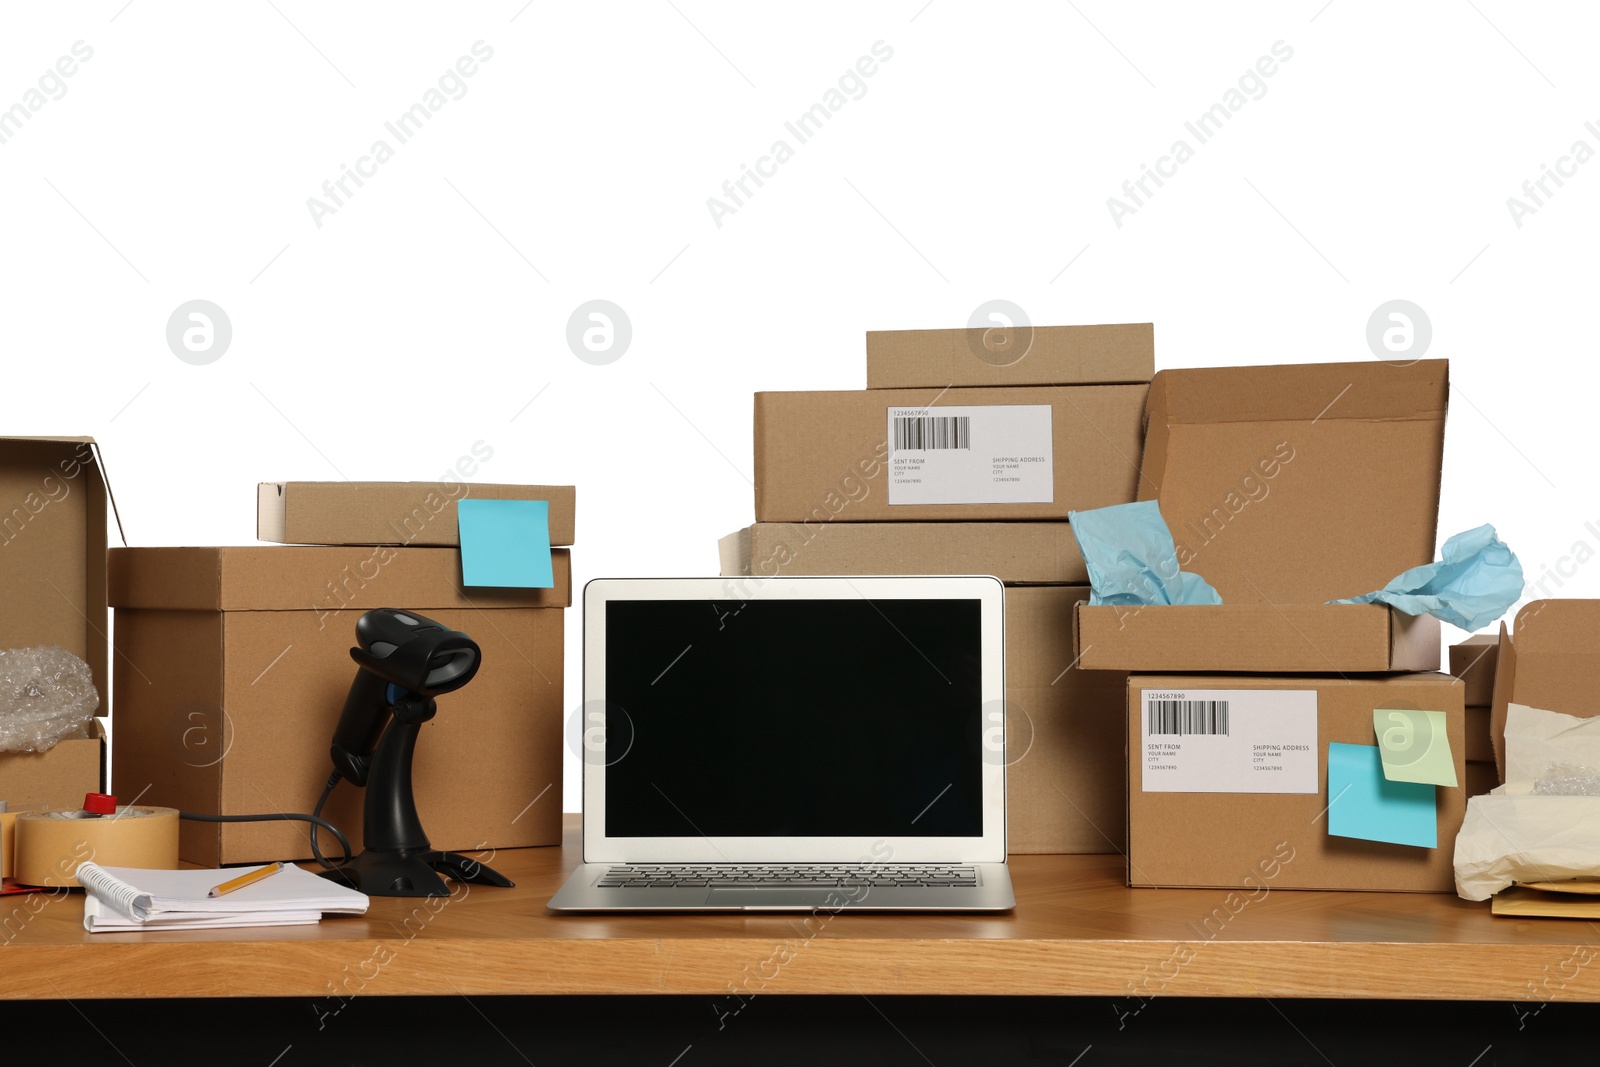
[
  {"left": 1075, "top": 360, "right": 1448, "bottom": 672},
  {"left": 1489, "top": 599, "right": 1600, "bottom": 779},
  {"left": 0, "top": 437, "right": 113, "bottom": 807}
]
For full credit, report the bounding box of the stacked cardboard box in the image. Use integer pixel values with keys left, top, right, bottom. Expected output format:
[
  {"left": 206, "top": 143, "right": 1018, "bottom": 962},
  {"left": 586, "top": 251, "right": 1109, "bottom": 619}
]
[
  {"left": 111, "top": 482, "right": 575, "bottom": 866},
  {"left": 1098, "top": 360, "right": 1466, "bottom": 892},
  {"left": 727, "top": 323, "right": 1154, "bottom": 853},
  {"left": 1450, "top": 634, "right": 1500, "bottom": 798}
]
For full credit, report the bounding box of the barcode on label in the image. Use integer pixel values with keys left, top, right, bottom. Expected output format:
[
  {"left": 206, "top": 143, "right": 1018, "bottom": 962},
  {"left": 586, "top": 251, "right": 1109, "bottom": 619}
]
[
  {"left": 1147, "top": 699, "right": 1230, "bottom": 736},
  {"left": 893, "top": 415, "right": 970, "bottom": 451}
]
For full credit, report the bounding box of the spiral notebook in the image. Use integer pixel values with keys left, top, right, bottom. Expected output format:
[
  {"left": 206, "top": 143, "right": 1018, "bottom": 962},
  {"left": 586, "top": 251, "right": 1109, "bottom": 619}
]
[{"left": 77, "top": 862, "right": 370, "bottom": 932}]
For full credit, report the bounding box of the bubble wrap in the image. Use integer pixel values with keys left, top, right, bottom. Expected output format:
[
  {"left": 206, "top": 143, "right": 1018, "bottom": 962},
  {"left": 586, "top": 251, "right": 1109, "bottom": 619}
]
[
  {"left": 0, "top": 645, "right": 100, "bottom": 753},
  {"left": 1532, "top": 761, "right": 1600, "bottom": 797}
]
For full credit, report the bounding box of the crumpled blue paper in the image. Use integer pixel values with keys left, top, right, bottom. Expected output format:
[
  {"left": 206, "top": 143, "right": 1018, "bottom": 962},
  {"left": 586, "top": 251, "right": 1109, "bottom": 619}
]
[
  {"left": 1068, "top": 500, "right": 1223, "bottom": 607},
  {"left": 1329, "top": 523, "right": 1524, "bottom": 631}
]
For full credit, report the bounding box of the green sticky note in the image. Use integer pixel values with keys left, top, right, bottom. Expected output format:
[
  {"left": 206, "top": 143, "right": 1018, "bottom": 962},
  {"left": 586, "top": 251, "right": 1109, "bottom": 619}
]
[
  {"left": 1327, "top": 742, "right": 1436, "bottom": 848},
  {"left": 1372, "top": 708, "right": 1458, "bottom": 787},
  {"left": 458, "top": 499, "right": 554, "bottom": 588}
]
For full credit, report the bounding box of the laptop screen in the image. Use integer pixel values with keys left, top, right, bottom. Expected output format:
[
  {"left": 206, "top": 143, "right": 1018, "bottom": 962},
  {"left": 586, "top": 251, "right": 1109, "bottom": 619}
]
[{"left": 603, "top": 597, "right": 984, "bottom": 839}]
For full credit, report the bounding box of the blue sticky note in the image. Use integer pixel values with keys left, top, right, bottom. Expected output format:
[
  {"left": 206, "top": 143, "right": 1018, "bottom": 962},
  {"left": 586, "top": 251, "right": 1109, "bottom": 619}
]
[
  {"left": 1326, "top": 742, "right": 1436, "bottom": 848},
  {"left": 457, "top": 499, "right": 553, "bottom": 589}
]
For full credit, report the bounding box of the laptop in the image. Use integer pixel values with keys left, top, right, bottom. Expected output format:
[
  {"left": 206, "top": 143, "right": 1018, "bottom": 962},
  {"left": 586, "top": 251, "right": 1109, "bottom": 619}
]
[{"left": 548, "top": 575, "right": 1014, "bottom": 912}]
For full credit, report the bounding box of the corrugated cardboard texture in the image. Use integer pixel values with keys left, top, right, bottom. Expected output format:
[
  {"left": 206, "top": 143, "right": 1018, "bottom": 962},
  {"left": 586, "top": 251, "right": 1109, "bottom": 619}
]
[
  {"left": 111, "top": 549, "right": 567, "bottom": 865},
  {"left": 865, "top": 323, "right": 1154, "bottom": 390},
  {"left": 1128, "top": 673, "right": 1465, "bottom": 893},
  {"left": 109, "top": 546, "right": 571, "bottom": 613},
  {"left": 0, "top": 437, "right": 108, "bottom": 695},
  {"left": 258, "top": 482, "right": 576, "bottom": 547},
  {"left": 738, "top": 522, "right": 1088, "bottom": 584},
  {"left": 754, "top": 385, "right": 1147, "bottom": 522},
  {"left": 1006, "top": 586, "right": 1127, "bottom": 854},
  {"left": 0, "top": 721, "right": 104, "bottom": 809},
  {"left": 1076, "top": 602, "right": 1441, "bottom": 673},
  {"left": 1449, "top": 634, "right": 1499, "bottom": 707},
  {"left": 1139, "top": 360, "right": 1447, "bottom": 601},
  {"left": 1490, "top": 599, "right": 1600, "bottom": 778}
]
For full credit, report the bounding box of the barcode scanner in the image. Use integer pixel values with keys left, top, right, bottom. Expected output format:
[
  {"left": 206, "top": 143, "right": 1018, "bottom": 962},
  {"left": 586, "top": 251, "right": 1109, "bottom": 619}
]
[{"left": 320, "top": 608, "right": 512, "bottom": 897}]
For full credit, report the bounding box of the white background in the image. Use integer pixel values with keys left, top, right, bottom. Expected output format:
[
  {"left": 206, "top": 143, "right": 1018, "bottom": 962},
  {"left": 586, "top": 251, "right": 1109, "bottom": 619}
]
[{"left": 4, "top": 2, "right": 1594, "bottom": 813}]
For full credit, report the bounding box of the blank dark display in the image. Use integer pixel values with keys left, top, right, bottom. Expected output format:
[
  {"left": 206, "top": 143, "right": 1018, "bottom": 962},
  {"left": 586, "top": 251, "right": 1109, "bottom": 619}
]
[{"left": 604, "top": 597, "right": 984, "bottom": 838}]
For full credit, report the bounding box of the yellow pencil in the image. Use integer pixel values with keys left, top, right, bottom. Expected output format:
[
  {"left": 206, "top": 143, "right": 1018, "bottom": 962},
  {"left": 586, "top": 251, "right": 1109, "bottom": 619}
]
[{"left": 208, "top": 861, "right": 285, "bottom": 898}]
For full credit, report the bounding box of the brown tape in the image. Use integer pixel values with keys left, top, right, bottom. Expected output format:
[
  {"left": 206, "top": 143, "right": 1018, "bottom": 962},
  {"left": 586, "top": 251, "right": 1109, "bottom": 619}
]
[{"left": 14, "top": 806, "right": 180, "bottom": 887}]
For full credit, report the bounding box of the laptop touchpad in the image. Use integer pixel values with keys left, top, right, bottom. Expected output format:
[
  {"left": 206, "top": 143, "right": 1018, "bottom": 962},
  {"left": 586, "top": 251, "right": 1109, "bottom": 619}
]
[{"left": 705, "top": 888, "right": 844, "bottom": 909}]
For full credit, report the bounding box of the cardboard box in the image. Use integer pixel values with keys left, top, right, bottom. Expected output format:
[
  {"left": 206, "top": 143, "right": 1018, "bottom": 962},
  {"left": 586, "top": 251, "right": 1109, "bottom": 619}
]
[
  {"left": 1466, "top": 759, "right": 1498, "bottom": 798},
  {"left": 1490, "top": 599, "right": 1600, "bottom": 778},
  {"left": 1006, "top": 586, "right": 1127, "bottom": 854},
  {"left": 754, "top": 385, "right": 1147, "bottom": 523},
  {"left": 1465, "top": 705, "right": 1493, "bottom": 764},
  {"left": 1076, "top": 360, "right": 1449, "bottom": 672},
  {"left": 722, "top": 522, "right": 1088, "bottom": 585},
  {"left": 0, "top": 720, "right": 105, "bottom": 810},
  {"left": 0, "top": 437, "right": 110, "bottom": 803},
  {"left": 865, "top": 322, "right": 1154, "bottom": 390},
  {"left": 258, "top": 482, "right": 576, "bottom": 547},
  {"left": 1450, "top": 634, "right": 1499, "bottom": 708},
  {"left": 1127, "top": 673, "right": 1465, "bottom": 892},
  {"left": 109, "top": 546, "right": 569, "bottom": 866}
]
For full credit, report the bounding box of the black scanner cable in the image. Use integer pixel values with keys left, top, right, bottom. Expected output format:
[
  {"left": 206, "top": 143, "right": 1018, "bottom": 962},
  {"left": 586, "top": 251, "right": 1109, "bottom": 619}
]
[{"left": 178, "top": 771, "right": 350, "bottom": 868}]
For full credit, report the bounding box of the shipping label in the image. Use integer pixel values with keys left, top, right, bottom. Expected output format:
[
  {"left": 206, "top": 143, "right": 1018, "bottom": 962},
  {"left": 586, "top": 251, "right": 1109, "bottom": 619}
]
[
  {"left": 1140, "top": 689, "right": 1318, "bottom": 794},
  {"left": 886, "top": 404, "right": 1053, "bottom": 506}
]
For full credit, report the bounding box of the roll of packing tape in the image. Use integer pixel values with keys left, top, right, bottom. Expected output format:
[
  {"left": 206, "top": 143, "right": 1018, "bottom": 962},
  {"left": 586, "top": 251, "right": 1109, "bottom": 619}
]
[{"left": 14, "top": 806, "right": 180, "bottom": 887}]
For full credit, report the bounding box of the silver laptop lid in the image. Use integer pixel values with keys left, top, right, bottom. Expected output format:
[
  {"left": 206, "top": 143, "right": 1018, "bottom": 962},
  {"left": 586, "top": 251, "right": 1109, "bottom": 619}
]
[{"left": 580, "top": 575, "right": 1006, "bottom": 865}]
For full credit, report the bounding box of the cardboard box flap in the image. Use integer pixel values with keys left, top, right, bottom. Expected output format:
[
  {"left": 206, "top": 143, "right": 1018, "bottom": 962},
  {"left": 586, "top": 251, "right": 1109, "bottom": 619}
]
[
  {"left": 0, "top": 437, "right": 110, "bottom": 692},
  {"left": 1138, "top": 360, "right": 1447, "bottom": 604},
  {"left": 1075, "top": 601, "right": 1440, "bottom": 673},
  {"left": 86, "top": 440, "right": 128, "bottom": 549},
  {"left": 109, "top": 546, "right": 572, "bottom": 612},
  {"left": 1145, "top": 359, "right": 1448, "bottom": 427},
  {"left": 1490, "top": 600, "right": 1600, "bottom": 776}
]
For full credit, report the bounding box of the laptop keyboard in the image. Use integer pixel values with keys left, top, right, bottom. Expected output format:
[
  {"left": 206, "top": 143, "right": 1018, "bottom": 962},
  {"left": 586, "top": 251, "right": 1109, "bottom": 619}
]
[{"left": 597, "top": 864, "right": 979, "bottom": 888}]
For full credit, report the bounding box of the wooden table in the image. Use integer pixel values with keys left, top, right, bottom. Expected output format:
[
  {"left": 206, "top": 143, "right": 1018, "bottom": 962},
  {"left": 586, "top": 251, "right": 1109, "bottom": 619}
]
[{"left": 2, "top": 815, "right": 1595, "bottom": 1002}]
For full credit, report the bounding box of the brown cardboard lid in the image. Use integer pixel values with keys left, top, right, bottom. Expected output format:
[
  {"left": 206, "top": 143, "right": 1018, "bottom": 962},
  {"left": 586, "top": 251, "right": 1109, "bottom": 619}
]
[
  {"left": 0, "top": 438, "right": 110, "bottom": 691},
  {"left": 1139, "top": 359, "right": 1448, "bottom": 604},
  {"left": 108, "top": 546, "right": 572, "bottom": 611}
]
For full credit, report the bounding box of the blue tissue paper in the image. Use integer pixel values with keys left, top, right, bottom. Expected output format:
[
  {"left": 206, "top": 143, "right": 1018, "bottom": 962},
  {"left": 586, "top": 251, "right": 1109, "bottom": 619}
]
[
  {"left": 1068, "top": 500, "right": 1224, "bottom": 607},
  {"left": 1329, "top": 523, "right": 1523, "bottom": 631}
]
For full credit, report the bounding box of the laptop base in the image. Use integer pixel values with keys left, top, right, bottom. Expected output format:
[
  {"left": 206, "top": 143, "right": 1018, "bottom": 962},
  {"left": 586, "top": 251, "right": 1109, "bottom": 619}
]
[{"left": 548, "top": 863, "right": 1015, "bottom": 912}]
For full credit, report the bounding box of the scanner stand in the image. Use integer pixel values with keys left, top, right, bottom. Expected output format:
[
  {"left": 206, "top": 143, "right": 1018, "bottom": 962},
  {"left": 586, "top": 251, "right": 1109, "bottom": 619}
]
[{"left": 319, "top": 694, "right": 513, "bottom": 897}]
